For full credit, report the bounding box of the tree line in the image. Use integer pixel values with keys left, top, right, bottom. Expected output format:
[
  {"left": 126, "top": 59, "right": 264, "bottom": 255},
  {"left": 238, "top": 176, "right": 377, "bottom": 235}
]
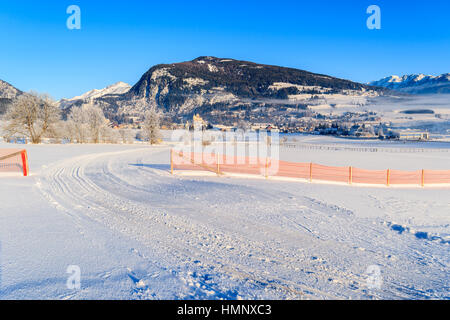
[{"left": 1, "top": 92, "right": 162, "bottom": 144}]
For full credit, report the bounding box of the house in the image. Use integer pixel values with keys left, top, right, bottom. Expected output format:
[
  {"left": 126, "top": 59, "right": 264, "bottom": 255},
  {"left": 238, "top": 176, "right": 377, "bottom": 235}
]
[
  {"left": 397, "top": 131, "right": 430, "bottom": 141},
  {"left": 349, "top": 124, "right": 376, "bottom": 138}
]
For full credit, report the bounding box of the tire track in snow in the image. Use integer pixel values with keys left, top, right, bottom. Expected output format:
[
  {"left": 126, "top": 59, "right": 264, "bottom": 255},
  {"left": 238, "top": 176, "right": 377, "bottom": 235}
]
[
  {"left": 36, "top": 148, "right": 357, "bottom": 299},
  {"left": 36, "top": 147, "right": 448, "bottom": 299}
]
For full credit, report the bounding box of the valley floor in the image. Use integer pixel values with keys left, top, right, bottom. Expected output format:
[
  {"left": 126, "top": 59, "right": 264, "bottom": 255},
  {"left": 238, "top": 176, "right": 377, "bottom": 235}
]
[{"left": 0, "top": 141, "right": 449, "bottom": 299}]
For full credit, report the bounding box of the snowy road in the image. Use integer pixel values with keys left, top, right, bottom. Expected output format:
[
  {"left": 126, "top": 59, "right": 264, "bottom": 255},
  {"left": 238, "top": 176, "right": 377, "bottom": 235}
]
[{"left": 1, "top": 144, "right": 449, "bottom": 299}]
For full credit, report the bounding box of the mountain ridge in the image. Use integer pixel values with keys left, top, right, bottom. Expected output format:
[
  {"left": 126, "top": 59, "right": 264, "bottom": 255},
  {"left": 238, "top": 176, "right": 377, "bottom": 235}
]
[
  {"left": 0, "top": 80, "right": 23, "bottom": 114},
  {"left": 370, "top": 73, "right": 450, "bottom": 94},
  {"left": 128, "top": 56, "right": 382, "bottom": 100},
  {"left": 3, "top": 57, "right": 389, "bottom": 124},
  {"left": 59, "top": 81, "right": 131, "bottom": 109},
  {"left": 117, "top": 56, "right": 387, "bottom": 124}
]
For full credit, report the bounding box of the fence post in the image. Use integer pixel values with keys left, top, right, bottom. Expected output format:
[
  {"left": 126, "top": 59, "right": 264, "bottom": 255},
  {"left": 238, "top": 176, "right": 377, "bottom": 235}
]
[
  {"left": 310, "top": 162, "right": 313, "bottom": 183},
  {"left": 387, "top": 169, "right": 390, "bottom": 187},
  {"left": 21, "top": 150, "right": 29, "bottom": 177},
  {"left": 421, "top": 169, "right": 425, "bottom": 187},
  {"left": 264, "top": 157, "right": 269, "bottom": 179},
  {"left": 170, "top": 149, "right": 174, "bottom": 175},
  {"left": 349, "top": 166, "right": 353, "bottom": 185},
  {"left": 216, "top": 153, "right": 220, "bottom": 176}
]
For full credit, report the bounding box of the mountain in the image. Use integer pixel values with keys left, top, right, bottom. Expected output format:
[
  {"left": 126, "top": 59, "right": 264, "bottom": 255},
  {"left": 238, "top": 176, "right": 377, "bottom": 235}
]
[
  {"left": 59, "top": 81, "right": 131, "bottom": 109},
  {"left": 0, "top": 80, "right": 23, "bottom": 114},
  {"left": 369, "top": 73, "right": 450, "bottom": 94},
  {"left": 60, "top": 57, "right": 388, "bottom": 125},
  {"left": 119, "top": 56, "right": 386, "bottom": 124}
]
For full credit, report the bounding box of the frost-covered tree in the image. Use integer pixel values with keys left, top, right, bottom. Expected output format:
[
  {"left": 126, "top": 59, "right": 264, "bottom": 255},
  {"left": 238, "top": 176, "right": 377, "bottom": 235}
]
[
  {"left": 142, "top": 104, "right": 161, "bottom": 145},
  {"left": 2, "top": 92, "right": 60, "bottom": 144},
  {"left": 68, "top": 106, "right": 89, "bottom": 143},
  {"left": 68, "top": 104, "right": 109, "bottom": 143},
  {"left": 101, "top": 126, "right": 120, "bottom": 144},
  {"left": 86, "top": 104, "right": 108, "bottom": 143},
  {"left": 118, "top": 128, "right": 135, "bottom": 144},
  {"left": 237, "top": 120, "right": 250, "bottom": 132},
  {"left": 52, "top": 120, "right": 76, "bottom": 143},
  {"left": 377, "top": 126, "right": 384, "bottom": 137}
]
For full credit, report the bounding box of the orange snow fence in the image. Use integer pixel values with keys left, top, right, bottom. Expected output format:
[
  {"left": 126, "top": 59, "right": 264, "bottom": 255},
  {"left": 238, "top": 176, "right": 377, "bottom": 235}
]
[
  {"left": 0, "top": 149, "right": 29, "bottom": 176},
  {"left": 171, "top": 149, "right": 450, "bottom": 187}
]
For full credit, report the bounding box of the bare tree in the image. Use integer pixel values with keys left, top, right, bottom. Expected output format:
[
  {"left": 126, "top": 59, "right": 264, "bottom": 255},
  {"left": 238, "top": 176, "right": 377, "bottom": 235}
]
[
  {"left": 101, "top": 126, "right": 120, "bottom": 144},
  {"left": 142, "top": 107, "right": 161, "bottom": 145},
  {"left": 118, "top": 128, "right": 135, "bottom": 144},
  {"left": 377, "top": 126, "right": 384, "bottom": 137},
  {"left": 237, "top": 120, "right": 250, "bottom": 132},
  {"left": 3, "top": 92, "right": 60, "bottom": 144},
  {"left": 51, "top": 120, "right": 73, "bottom": 143},
  {"left": 68, "top": 104, "right": 109, "bottom": 143},
  {"left": 85, "top": 104, "right": 108, "bottom": 143},
  {"left": 68, "top": 106, "right": 89, "bottom": 143}
]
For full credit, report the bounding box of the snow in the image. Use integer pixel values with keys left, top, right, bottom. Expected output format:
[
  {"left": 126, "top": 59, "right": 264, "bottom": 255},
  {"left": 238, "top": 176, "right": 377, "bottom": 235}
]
[
  {"left": 209, "top": 93, "right": 238, "bottom": 104},
  {"left": 0, "top": 80, "right": 20, "bottom": 99},
  {"left": 269, "top": 82, "right": 332, "bottom": 92},
  {"left": 372, "top": 74, "right": 436, "bottom": 86},
  {"left": 207, "top": 64, "right": 219, "bottom": 73},
  {"left": 267, "top": 83, "right": 379, "bottom": 106},
  {"left": 388, "top": 76, "right": 403, "bottom": 83},
  {"left": 308, "top": 104, "right": 331, "bottom": 110},
  {"left": 0, "top": 139, "right": 449, "bottom": 299},
  {"left": 369, "top": 73, "right": 450, "bottom": 94},
  {"left": 65, "top": 82, "right": 131, "bottom": 101},
  {"left": 183, "top": 78, "right": 209, "bottom": 88},
  {"left": 150, "top": 68, "right": 176, "bottom": 81}
]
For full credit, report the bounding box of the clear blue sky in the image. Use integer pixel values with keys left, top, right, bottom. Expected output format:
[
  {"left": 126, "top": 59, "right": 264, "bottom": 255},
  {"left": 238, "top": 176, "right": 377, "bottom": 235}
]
[{"left": 0, "top": 0, "right": 449, "bottom": 99}]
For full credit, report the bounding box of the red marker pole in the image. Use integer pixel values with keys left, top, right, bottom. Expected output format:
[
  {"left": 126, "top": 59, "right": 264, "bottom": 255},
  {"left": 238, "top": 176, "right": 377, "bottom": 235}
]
[{"left": 21, "top": 150, "right": 29, "bottom": 177}]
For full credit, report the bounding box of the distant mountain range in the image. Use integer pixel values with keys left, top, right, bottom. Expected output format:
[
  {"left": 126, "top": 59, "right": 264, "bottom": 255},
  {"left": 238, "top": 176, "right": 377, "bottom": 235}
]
[
  {"left": 62, "top": 56, "right": 387, "bottom": 124},
  {"left": 59, "top": 81, "right": 131, "bottom": 109},
  {"left": 127, "top": 56, "right": 381, "bottom": 101},
  {"left": 1, "top": 57, "right": 395, "bottom": 124},
  {"left": 369, "top": 73, "right": 450, "bottom": 94}
]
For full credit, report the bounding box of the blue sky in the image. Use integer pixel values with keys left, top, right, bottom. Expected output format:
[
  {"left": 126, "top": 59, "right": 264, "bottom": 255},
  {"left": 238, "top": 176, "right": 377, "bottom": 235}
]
[{"left": 0, "top": 0, "right": 449, "bottom": 99}]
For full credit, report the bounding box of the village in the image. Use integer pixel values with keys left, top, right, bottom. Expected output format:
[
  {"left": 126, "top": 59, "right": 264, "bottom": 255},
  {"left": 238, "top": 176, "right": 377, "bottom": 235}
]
[{"left": 113, "top": 110, "right": 431, "bottom": 142}]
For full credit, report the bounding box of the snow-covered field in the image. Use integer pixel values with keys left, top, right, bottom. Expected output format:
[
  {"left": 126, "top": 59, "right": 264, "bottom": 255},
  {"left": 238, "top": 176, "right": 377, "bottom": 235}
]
[{"left": 0, "top": 139, "right": 449, "bottom": 300}]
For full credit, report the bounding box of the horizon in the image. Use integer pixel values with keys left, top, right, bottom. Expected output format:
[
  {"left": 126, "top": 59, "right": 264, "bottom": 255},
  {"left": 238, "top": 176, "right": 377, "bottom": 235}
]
[{"left": 1, "top": 0, "right": 449, "bottom": 100}]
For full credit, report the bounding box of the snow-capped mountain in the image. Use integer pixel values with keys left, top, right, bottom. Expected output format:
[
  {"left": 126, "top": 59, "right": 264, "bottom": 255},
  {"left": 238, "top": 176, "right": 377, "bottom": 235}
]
[
  {"left": 59, "top": 81, "right": 131, "bottom": 109},
  {"left": 70, "top": 81, "right": 131, "bottom": 101},
  {"left": 0, "top": 80, "right": 23, "bottom": 114},
  {"left": 58, "top": 57, "right": 387, "bottom": 125},
  {"left": 0, "top": 80, "right": 21, "bottom": 99},
  {"left": 369, "top": 73, "right": 450, "bottom": 94},
  {"left": 117, "top": 56, "right": 386, "bottom": 124}
]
